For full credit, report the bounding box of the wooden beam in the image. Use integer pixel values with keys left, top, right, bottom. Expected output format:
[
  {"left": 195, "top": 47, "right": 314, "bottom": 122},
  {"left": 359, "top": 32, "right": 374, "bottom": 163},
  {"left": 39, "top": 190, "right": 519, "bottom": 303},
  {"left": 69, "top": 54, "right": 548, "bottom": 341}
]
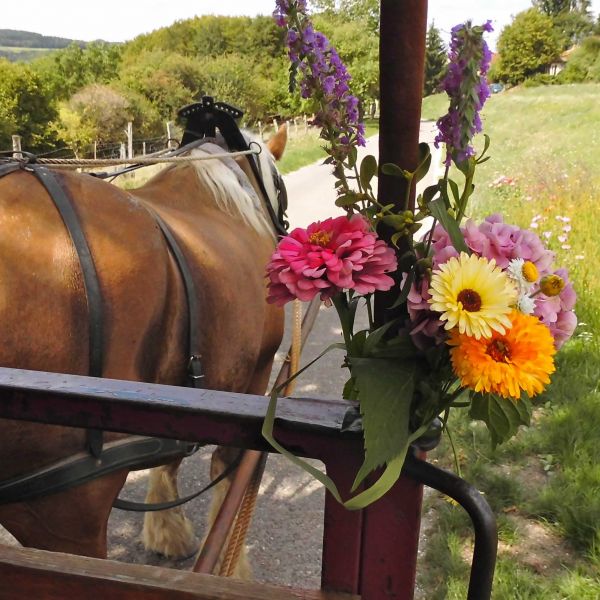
[
  {"left": 0, "top": 367, "right": 361, "bottom": 459},
  {"left": 0, "top": 545, "right": 359, "bottom": 600}
]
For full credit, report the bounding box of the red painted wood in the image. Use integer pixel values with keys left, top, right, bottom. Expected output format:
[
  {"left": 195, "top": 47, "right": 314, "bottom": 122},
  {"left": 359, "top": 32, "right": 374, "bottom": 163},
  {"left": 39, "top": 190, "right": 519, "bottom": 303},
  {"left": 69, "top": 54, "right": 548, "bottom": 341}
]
[
  {"left": 359, "top": 472, "right": 424, "bottom": 600},
  {"left": 320, "top": 444, "right": 364, "bottom": 595},
  {"left": 364, "top": 1, "right": 429, "bottom": 596},
  {"left": 0, "top": 368, "right": 361, "bottom": 458}
]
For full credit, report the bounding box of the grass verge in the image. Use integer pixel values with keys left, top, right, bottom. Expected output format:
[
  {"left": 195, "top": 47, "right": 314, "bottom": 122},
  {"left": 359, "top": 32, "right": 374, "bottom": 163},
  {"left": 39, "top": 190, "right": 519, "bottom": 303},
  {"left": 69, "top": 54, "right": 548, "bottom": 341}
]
[{"left": 418, "top": 84, "right": 600, "bottom": 598}]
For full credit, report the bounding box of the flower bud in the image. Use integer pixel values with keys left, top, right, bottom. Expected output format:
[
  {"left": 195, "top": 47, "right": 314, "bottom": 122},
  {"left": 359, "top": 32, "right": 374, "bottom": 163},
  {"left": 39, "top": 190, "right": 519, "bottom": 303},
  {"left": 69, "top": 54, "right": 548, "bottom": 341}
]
[{"left": 540, "top": 274, "right": 565, "bottom": 297}]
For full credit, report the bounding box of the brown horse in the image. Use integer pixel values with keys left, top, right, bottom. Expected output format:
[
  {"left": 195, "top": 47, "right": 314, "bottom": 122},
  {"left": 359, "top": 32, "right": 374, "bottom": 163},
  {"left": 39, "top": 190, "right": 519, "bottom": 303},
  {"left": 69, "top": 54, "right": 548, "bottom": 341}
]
[{"left": 0, "top": 127, "right": 287, "bottom": 572}]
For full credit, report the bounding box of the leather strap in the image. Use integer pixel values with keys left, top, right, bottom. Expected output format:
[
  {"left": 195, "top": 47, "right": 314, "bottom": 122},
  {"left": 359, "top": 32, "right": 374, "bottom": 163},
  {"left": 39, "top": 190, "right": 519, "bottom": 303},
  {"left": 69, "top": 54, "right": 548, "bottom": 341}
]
[
  {"left": 113, "top": 450, "right": 242, "bottom": 512},
  {"left": 0, "top": 437, "right": 199, "bottom": 506},
  {"left": 0, "top": 161, "right": 22, "bottom": 179},
  {"left": 30, "top": 166, "right": 105, "bottom": 457},
  {"left": 146, "top": 207, "right": 205, "bottom": 389}
]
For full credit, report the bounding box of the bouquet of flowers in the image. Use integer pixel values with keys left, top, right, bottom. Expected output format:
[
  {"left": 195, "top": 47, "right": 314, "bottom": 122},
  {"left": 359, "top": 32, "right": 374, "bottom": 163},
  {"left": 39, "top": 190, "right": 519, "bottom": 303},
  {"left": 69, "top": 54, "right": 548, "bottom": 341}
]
[{"left": 263, "top": 1, "right": 577, "bottom": 509}]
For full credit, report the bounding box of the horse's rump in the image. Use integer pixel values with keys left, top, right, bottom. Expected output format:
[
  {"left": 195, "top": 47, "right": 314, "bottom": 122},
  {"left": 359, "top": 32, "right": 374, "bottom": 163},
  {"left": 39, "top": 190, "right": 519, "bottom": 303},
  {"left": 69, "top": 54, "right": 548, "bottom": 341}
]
[{"left": 0, "top": 150, "right": 283, "bottom": 479}]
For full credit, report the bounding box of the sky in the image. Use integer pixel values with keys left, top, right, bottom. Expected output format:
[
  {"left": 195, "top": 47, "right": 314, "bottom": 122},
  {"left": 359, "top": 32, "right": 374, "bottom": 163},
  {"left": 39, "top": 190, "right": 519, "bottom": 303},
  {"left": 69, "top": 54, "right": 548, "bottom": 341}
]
[{"left": 2, "top": 1, "right": 599, "bottom": 51}]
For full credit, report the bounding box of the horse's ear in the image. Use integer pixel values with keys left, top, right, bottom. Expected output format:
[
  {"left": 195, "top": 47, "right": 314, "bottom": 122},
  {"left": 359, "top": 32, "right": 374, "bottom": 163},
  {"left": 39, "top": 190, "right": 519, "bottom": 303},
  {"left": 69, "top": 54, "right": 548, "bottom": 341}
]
[{"left": 267, "top": 123, "right": 287, "bottom": 161}]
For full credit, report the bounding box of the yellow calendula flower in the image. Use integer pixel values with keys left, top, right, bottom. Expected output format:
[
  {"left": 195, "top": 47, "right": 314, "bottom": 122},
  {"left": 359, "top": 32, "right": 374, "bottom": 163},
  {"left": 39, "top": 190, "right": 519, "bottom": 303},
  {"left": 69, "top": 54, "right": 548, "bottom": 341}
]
[
  {"left": 449, "top": 310, "right": 556, "bottom": 399},
  {"left": 429, "top": 252, "right": 517, "bottom": 339}
]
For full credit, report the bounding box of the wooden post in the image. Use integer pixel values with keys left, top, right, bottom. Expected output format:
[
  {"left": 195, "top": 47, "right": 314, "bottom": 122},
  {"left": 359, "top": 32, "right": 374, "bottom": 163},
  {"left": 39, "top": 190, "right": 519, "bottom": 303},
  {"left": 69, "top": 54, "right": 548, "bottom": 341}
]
[
  {"left": 258, "top": 121, "right": 264, "bottom": 141},
  {"left": 12, "top": 135, "right": 22, "bottom": 159},
  {"left": 363, "top": 2, "right": 428, "bottom": 598},
  {"left": 126, "top": 121, "right": 133, "bottom": 159},
  {"left": 120, "top": 142, "right": 126, "bottom": 160},
  {"left": 142, "top": 141, "right": 147, "bottom": 156},
  {"left": 93, "top": 141, "right": 97, "bottom": 160},
  {"left": 166, "top": 121, "right": 175, "bottom": 149},
  {"left": 273, "top": 118, "right": 279, "bottom": 133}
]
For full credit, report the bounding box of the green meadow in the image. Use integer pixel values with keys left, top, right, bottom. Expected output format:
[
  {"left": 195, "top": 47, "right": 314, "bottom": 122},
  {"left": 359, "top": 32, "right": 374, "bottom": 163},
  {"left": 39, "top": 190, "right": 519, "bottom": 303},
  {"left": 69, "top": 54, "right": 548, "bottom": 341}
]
[{"left": 418, "top": 84, "right": 600, "bottom": 599}]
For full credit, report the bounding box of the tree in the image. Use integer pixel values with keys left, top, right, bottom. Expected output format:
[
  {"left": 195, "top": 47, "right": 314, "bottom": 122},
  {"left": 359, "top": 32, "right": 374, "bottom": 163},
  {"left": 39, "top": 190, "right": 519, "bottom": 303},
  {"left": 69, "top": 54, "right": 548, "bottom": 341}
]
[
  {"left": 118, "top": 51, "right": 203, "bottom": 121},
  {"left": 559, "top": 35, "right": 600, "bottom": 81},
  {"left": 534, "top": 0, "right": 575, "bottom": 16},
  {"left": 424, "top": 23, "right": 446, "bottom": 96},
  {"left": 33, "top": 41, "right": 122, "bottom": 100},
  {"left": 553, "top": 9, "right": 595, "bottom": 47},
  {"left": 311, "top": 0, "right": 379, "bottom": 32},
  {"left": 0, "top": 59, "right": 60, "bottom": 152},
  {"left": 534, "top": 0, "right": 594, "bottom": 48},
  {"left": 58, "top": 84, "right": 131, "bottom": 155},
  {"left": 495, "top": 9, "right": 561, "bottom": 84}
]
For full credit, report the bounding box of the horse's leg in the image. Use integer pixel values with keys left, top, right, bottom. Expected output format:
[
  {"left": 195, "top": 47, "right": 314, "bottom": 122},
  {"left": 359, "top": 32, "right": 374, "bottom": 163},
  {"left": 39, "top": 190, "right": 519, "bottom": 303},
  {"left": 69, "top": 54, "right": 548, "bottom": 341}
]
[
  {"left": 0, "top": 470, "right": 127, "bottom": 558},
  {"left": 141, "top": 459, "right": 199, "bottom": 559}
]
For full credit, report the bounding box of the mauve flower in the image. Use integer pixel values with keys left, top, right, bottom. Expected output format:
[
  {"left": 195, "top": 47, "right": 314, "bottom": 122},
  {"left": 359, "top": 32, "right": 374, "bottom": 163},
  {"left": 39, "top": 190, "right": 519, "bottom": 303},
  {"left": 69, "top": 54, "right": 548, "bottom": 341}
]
[
  {"left": 273, "top": 0, "right": 365, "bottom": 158},
  {"left": 534, "top": 268, "right": 577, "bottom": 348},
  {"left": 435, "top": 21, "right": 493, "bottom": 165},
  {"left": 266, "top": 215, "right": 397, "bottom": 306}
]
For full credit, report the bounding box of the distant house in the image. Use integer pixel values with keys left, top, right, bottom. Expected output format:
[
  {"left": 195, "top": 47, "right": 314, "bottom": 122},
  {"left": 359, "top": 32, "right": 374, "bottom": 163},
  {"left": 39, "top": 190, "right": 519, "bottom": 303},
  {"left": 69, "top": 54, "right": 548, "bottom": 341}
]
[{"left": 548, "top": 46, "right": 577, "bottom": 76}]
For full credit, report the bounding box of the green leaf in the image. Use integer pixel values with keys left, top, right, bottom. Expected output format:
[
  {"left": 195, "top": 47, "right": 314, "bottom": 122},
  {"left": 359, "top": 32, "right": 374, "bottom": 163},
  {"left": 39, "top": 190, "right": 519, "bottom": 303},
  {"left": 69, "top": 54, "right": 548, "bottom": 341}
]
[
  {"left": 448, "top": 179, "right": 460, "bottom": 205},
  {"left": 348, "top": 357, "right": 416, "bottom": 489},
  {"left": 342, "top": 376, "right": 359, "bottom": 402},
  {"left": 477, "top": 133, "right": 491, "bottom": 161},
  {"left": 469, "top": 393, "right": 532, "bottom": 449},
  {"left": 388, "top": 269, "right": 414, "bottom": 309},
  {"left": 381, "top": 163, "right": 411, "bottom": 179},
  {"left": 413, "top": 143, "right": 432, "bottom": 184},
  {"left": 362, "top": 320, "right": 400, "bottom": 357},
  {"left": 381, "top": 214, "right": 407, "bottom": 230},
  {"left": 335, "top": 192, "right": 361, "bottom": 208},
  {"left": 427, "top": 198, "right": 469, "bottom": 253},
  {"left": 359, "top": 154, "right": 378, "bottom": 189},
  {"left": 422, "top": 184, "right": 439, "bottom": 205},
  {"left": 349, "top": 329, "right": 368, "bottom": 357}
]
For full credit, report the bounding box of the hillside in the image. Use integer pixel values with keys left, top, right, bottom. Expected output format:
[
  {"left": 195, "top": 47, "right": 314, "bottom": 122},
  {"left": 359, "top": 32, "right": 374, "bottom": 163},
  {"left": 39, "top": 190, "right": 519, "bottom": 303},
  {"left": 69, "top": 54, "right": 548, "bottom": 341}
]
[
  {"left": 0, "top": 29, "right": 108, "bottom": 62},
  {"left": 0, "top": 29, "right": 81, "bottom": 48}
]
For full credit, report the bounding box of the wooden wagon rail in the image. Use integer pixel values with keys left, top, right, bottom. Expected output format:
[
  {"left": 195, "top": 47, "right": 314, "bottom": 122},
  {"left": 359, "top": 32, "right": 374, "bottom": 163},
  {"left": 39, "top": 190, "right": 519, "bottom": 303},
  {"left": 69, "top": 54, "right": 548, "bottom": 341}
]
[
  {"left": 0, "top": 366, "right": 425, "bottom": 599},
  {"left": 0, "top": 545, "right": 356, "bottom": 600},
  {"left": 0, "top": 367, "right": 361, "bottom": 458}
]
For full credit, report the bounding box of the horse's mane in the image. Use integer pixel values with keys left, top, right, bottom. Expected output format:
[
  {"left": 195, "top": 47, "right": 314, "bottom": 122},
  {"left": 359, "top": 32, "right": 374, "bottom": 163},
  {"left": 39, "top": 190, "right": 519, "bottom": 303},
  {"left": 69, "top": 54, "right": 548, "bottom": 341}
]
[{"left": 185, "top": 135, "right": 278, "bottom": 240}]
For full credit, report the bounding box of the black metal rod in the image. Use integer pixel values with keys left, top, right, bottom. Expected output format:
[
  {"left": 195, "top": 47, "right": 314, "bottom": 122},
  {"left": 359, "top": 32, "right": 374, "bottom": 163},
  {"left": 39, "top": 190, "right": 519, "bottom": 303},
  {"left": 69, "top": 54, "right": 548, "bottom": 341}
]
[{"left": 403, "top": 451, "right": 498, "bottom": 600}]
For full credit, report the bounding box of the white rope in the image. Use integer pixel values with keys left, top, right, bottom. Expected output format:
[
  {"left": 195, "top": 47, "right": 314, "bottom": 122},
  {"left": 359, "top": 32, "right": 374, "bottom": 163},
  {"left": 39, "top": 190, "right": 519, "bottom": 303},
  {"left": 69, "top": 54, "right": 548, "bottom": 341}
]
[{"left": 25, "top": 148, "right": 260, "bottom": 170}]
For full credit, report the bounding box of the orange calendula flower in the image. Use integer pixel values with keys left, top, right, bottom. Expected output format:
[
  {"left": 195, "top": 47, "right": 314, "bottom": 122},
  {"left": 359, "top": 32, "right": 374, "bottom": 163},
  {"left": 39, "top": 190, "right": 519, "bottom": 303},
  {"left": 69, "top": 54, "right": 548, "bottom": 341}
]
[{"left": 449, "top": 310, "right": 556, "bottom": 399}]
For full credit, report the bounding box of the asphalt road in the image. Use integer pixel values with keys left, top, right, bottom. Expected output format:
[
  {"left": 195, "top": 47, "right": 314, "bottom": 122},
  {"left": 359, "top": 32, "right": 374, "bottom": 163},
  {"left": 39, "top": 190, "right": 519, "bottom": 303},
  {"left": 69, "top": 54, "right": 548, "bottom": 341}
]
[{"left": 1, "top": 123, "right": 442, "bottom": 589}]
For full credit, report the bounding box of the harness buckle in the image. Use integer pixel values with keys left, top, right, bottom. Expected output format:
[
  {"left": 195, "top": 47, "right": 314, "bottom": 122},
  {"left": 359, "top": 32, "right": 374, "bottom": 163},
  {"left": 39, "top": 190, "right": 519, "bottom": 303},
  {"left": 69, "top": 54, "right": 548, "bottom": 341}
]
[{"left": 188, "top": 354, "right": 205, "bottom": 383}]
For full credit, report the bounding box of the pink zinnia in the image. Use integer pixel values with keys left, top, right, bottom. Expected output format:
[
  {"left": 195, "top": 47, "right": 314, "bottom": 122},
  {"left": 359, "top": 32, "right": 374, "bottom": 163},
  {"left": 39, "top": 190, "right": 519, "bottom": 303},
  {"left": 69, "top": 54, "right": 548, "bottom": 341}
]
[{"left": 266, "top": 214, "right": 397, "bottom": 306}]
